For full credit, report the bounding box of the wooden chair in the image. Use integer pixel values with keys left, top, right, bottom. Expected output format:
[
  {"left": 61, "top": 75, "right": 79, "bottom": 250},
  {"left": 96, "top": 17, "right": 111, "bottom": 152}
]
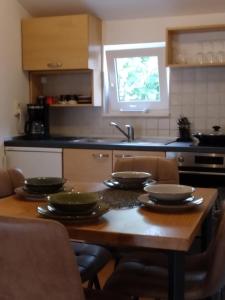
[
  {"left": 0, "top": 168, "right": 111, "bottom": 290},
  {"left": 114, "top": 156, "right": 179, "bottom": 184},
  {"left": 0, "top": 215, "right": 129, "bottom": 300},
  {"left": 104, "top": 204, "right": 225, "bottom": 299}
]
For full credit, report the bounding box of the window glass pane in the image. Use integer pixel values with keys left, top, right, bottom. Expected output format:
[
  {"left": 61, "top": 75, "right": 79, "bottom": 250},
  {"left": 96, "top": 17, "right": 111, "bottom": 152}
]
[{"left": 115, "top": 56, "right": 160, "bottom": 103}]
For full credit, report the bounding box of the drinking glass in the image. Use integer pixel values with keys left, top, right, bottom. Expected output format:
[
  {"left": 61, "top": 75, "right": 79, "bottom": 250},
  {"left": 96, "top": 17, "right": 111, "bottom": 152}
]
[
  {"left": 195, "top": 42, "right": 206, "bottom": 64},
  {"left": 213, "top": 40, "right": 225, "bottom": 64},
  {"left": 175, "top": 44, "right": 187, "bottom": 64}
]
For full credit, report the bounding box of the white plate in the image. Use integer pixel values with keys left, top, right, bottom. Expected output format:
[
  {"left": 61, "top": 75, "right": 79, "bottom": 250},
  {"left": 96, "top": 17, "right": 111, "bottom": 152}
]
[
  {"left": 104, "top": 178, "right": 156, "bottom": 190},
  {"left": 138, "top": 194, "right": 203, "bottom": 212},
  {"left": 144, "top": 184, "right": 195, "bottom": 202}
]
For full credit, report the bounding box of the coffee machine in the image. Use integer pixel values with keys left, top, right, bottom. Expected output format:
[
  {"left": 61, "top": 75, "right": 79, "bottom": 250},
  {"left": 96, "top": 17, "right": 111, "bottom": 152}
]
[{"left": 24, "top": 104, "right": 49, "bottom": 139}]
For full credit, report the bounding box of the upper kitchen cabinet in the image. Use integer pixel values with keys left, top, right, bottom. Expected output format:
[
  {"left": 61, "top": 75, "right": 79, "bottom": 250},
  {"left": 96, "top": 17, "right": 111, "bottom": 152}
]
[
  {"left": 166, "top": 24, "right": 225, "bottom": 68},
  {"left": 21, "top": 14, "right": 102, "bottom": 71}
]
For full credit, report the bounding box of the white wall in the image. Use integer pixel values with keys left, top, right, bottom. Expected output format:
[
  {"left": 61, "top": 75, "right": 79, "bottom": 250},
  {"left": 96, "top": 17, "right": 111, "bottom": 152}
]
[
  {"left": 50, "top": 12, "right": 225, "bottom": 139},
  {"left": 102, "top": 13, "right": 225, "bottom": 44},
  {"left": 0, "top": 0, "right": 29, "bottom": 167}
]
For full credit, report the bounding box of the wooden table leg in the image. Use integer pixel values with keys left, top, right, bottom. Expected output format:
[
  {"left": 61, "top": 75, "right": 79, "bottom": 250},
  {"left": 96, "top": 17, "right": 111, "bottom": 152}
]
[{"left": 168, "top": 251, "right": 185, "bottom": 300}]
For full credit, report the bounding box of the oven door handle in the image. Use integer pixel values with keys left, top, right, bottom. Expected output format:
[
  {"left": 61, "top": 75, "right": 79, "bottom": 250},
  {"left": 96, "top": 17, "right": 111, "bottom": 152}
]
[{"left": 179, "top": 170, "right": 225, "bottom": 176}]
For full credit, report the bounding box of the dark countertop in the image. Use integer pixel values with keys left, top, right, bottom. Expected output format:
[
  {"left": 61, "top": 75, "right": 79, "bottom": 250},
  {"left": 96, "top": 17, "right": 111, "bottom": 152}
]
[{"left": 4, "top": 136, "right": 225, "bottom": 153}]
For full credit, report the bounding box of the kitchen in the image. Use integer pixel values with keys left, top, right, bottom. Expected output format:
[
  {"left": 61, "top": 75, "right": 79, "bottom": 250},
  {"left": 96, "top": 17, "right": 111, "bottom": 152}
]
[
  {"left": 2, "top": 0, "right": 225, "bottom": 158},
  {"left": 2, "top": 0, "right": 225, "bottom": 190}
]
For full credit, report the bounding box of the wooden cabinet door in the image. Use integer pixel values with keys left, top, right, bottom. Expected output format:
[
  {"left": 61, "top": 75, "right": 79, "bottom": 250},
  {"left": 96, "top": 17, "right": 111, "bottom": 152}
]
[
  {"left": 63, "top": 149, "right": 112, "bottom": 183},
  {"left": 22, "top": 14, "right": 101, "bottom": 71},
  {"left": 112, "top": 150, "right": 165, "bottom": 170}
]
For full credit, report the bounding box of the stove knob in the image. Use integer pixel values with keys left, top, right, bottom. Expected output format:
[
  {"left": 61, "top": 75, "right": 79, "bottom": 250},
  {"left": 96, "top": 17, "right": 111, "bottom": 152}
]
[{"left": 178, "top": 155, "right": 184, "bottom": 163}]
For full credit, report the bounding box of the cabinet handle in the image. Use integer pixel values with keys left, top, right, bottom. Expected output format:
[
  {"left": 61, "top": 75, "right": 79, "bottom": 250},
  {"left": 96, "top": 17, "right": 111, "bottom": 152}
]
[
  {"left": 47, "top": 62, "right": 63, "bottom": 68},
  {"left": 92, "top": 153, "right": 109, "bottom": 160},
  {"left": 114, "top": 154, "right": 133, "bottom": 158}
]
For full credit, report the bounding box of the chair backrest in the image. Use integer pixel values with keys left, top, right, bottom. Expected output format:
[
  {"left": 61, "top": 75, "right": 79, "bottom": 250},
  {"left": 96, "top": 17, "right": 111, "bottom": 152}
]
[
  {"left": 204, "top": 203, "right": 225, "bottom": 297},
  {"left": 0, "top": 216, "right": 85, "bottom": 300},
  {"left": 114, "top": 156, "right": 179, "bottom": 184},
  {"left": 0, "top": 168, "right": 25, "bottom": 198}
]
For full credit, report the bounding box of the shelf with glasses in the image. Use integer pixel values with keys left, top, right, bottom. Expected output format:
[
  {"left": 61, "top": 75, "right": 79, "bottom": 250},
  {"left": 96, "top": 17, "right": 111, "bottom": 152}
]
[{"left": 166, "top": 24, "right": 225, "bottom": 68}]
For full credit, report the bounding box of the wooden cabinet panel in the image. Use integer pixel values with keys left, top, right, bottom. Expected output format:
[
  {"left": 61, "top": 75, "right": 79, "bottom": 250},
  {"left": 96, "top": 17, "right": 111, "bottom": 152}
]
[
  {"left": 113, "top": 150, "right": 165, "bottom": 170},
  {"left": 22, "top": 14, "right": 101, "bottom": 71},
  {"left": 63, "top": 148, "right": 165, "bottom": 183},
  {"left": 63, "top": 149, "right": 112, "bottom": 183}
]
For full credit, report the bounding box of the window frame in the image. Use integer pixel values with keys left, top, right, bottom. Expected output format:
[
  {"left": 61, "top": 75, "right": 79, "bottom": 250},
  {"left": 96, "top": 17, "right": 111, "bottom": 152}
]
[{"left": 103, "top": 44, "right": 169, "bottom": 117}]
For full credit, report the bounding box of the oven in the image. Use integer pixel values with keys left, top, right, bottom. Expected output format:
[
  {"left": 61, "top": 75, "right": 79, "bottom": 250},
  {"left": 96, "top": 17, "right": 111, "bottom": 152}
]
[
  {"left": 167, "top": 151, "right": 225, "bottom": 213},
  {"left": 166, "top": 152, "right": 225, "bottom": 188}
]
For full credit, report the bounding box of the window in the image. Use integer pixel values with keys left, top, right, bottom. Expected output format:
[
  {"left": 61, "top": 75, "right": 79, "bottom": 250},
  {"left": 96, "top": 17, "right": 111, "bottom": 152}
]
[{"left": 103, "top": 43, "right": 169, "bottom": 117}]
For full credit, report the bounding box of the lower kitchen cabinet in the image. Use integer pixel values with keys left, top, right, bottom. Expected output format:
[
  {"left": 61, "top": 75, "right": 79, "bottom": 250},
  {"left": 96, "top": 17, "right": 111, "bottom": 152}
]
[
  {"left": 63, "top": 149, "right": 113, "bottom": 183},
  {"left": 63, "top": 149, "right": 165, "bottom": 183}
]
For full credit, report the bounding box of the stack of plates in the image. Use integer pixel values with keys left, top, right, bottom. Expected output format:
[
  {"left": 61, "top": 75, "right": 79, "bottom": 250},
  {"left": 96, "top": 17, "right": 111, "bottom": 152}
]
[
  {"left": 104, "top": 171, "right": 154, "bottom": 190},
  {"left": 37, "top": 191, "right": 109, "bottom": 222},
  {"left": 138, "top": 184, "right": 203, "bottom": 212},
  {"left": 15, "top": 177, "right": 70, "bottom": 201},
  {"left": 24, "top": 177, "right": 66, "bottom": 194}
]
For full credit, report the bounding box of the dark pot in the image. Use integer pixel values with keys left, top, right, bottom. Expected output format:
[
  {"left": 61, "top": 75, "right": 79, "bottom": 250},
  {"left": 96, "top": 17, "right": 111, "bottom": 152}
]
[{"left": 193, "top": 125, "right": 225, "bottom": 146}]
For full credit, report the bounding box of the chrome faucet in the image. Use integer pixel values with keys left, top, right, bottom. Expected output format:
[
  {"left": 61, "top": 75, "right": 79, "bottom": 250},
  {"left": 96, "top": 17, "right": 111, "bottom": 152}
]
[{"left": 110, "top": 121, "right": 134, "bottom": 142}]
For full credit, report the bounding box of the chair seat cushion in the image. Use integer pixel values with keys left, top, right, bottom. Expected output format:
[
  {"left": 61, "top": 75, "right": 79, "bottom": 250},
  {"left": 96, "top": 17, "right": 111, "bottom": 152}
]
[
  {"left": 71, "top": 241, "right": 111, "bottom": 282},
  {"left": 104, "top": 252, "right": 207, "bottom": 299}
]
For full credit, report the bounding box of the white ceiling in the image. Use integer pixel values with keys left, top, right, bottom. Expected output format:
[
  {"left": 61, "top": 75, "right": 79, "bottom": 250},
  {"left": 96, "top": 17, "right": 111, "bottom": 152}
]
[{"left": 17, "top": 0, "right": 225, "bottom": 20}]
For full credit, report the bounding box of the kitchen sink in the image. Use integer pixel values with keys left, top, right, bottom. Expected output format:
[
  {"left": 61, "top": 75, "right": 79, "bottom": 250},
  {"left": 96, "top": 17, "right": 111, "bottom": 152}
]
[
  {"left": 49, "top": 136, "right": 176, "bottom": 145},
  {"left": 70, "top": 137, "right": 175, "bottom": 145},
  {"left": 71, "top": 138, "right": 125, "bottom": 143}
]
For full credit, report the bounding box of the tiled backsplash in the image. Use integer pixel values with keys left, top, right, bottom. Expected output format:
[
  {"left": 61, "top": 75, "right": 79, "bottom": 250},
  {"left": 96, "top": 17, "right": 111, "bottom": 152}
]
[{"left": 50, "top": 67, "right": 225, "bottom": 138}]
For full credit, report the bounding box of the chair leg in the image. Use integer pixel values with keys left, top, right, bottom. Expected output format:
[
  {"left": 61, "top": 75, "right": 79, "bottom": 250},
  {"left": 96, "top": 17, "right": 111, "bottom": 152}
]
[{"left": 87, "top": 275, "right": 101, "bottom": 290}]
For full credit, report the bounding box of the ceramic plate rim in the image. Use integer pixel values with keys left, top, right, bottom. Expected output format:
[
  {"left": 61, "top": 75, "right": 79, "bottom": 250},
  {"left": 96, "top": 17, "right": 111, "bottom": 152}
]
[
  {"left": 103, "top": 178, "right": 156, "bottom": 190},
  {"left": 138, "top": 194, "right": 203, "bottom": 212},
  {"left": 37, "top": 201, "right": 110, "bottom": 222},
  {"left": 14, "top": 186, "right": 73, "bottom": 201}
]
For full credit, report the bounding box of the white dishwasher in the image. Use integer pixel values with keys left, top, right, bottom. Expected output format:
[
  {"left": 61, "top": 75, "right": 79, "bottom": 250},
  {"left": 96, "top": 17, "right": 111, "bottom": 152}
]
[{"left": 4, "top": 147, "right": 63, "bottom": 178}]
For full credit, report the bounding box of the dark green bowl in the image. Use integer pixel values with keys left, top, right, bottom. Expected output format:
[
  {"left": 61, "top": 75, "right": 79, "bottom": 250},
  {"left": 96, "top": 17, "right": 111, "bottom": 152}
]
[
  {"left": 47, "top": 191, "right": 99, "bottom": 213},
  {"left": 24, "top": 177, "right": 66, "bottom": 194}
]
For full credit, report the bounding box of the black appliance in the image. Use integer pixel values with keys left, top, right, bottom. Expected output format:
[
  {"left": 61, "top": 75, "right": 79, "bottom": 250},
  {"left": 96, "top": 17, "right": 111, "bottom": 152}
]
[
  {"left": 24, "top": 104, "right": 49, "bottom": 139},
  {"left": 167, "top": 152, "right": 225, "bottom": 188},
  {"left": 167, "top": 151, "right": 225, "bottom": 210}
]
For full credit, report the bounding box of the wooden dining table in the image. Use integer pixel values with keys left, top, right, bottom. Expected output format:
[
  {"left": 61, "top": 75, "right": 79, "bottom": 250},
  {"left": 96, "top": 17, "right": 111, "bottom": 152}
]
[{"left": 0, "top": 184, "right": 218, "bottom": 300}]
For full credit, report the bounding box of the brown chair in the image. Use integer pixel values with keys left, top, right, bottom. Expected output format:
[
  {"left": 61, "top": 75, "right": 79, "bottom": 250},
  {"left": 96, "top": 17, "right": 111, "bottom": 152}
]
[
  {"left": 0, "top": 215, "right": 130, "bottom": 300},
  {"left": 0, "top": 167, "right": 111, "bottom": 290},
  {"left": 114, "top": 156, "right": 179, "bottom": 184},
  {"left": 104, "top": 204, "right": 225, "bottom": 299},
  {"left": 0, "top": 168, "right": 25, "bottom": 197},
  {"left": 111, "top": 156, "right": 180, "bottom": 263}
]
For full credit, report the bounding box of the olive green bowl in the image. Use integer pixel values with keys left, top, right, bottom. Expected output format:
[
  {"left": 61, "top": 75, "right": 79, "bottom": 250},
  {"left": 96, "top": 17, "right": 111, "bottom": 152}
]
[
  {"left": 47, "top": 191, "right": 99, "bottom": 213},
  {"left": 24, "top": 177, "right": 66, "bottom": 194}
]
